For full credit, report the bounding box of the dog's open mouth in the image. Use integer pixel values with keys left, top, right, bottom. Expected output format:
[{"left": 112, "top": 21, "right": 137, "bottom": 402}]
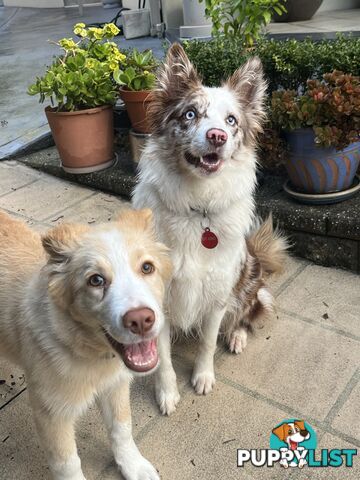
[
  {"left": 105, "top": 332, "right": 158, "bottom": 373},
  {"left": 185, "top": 152, "right": 223, "bottom": 173}
]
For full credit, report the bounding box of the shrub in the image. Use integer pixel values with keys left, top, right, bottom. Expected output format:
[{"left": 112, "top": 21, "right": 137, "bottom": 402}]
[
  {"left": 28, "top": 23, "right": 125, "bottom": 111},
  {"left": 183, "top": 34, "right": 360, "bottom": 91},
  {"left": 270, "top": 71, "right": 360, "bottom": 149},
  {"left": 199, "top": 0, "right": 286, "bottom": 46}
]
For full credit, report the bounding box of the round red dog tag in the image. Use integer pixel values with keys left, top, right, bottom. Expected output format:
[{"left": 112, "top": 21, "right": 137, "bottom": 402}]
[{"left": 201, "top": 228, "right": 218, "bottom": 249}]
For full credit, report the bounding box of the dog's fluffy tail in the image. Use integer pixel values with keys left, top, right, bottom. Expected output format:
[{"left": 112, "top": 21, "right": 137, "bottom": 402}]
[{"left": 247, "top": 214, "right": 289, "bottom": 277}]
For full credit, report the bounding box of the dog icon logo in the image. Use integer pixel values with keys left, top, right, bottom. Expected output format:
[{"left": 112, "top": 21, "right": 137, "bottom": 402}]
[{"left": 270, "top": 419, "right": 317, "bottom": 468}]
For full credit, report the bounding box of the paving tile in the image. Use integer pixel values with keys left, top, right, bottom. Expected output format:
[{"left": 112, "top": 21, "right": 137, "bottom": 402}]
[
  {"left": 0, "top": 357, "right": 190, "bottom": 480},
  {"left": 123, "top": 382, "right": 304, "bottom": 480},
  {"left": 0, "top": 393, "right": 49, "bottom": 480},
  {"left": 268, "top": 255, "right": 308, "bottom": 296},
  {"left": 47, "top": 192, "right": 129, "bottom": 225},
  {"left": 0, "top": 360, "right": 26, "bottom": 408},
  {"left": 216, "top": 312, "right": 359, "bottom": 421},
  {"left": 0, "top": 175, "right": 94, "bottom": 222},
  {"left": 277, "top": 264, "right": 360, "bottom": 338},
  {"left": 331, "top": 382, "right": 360, "bottom": 442},
  {"left": 0, "top": 162, "right": 40, "bottom": 196}
]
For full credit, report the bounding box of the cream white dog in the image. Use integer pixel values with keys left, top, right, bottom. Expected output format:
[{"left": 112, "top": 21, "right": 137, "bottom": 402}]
[
  {"left": 133, "top": 44, "right": 287, "bottom": 415},
  {"left": 0, "top": 209, "right": 171, "bottom": 480}
]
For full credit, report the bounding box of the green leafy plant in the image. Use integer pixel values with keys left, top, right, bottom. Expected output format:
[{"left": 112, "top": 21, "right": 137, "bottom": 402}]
[
  {"left": 200, "top": 0, "right": 286, "bottom": 46},
  {"left": 113, "top": 49, "right": 158, "bottom": 91},
  {"left": 270, "top": 71, "right": 360, "bottom": 149},
  {"left": 183, "top": 34, "right": 360, "bottom": 91},
  {"left": 28, "top": 23, "right": 125, "bottom": 111}
]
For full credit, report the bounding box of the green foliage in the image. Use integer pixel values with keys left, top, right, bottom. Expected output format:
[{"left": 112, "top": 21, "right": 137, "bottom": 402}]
[
  {"left": 270, "top": 71, "right": 360, "bottom": 149},
  {"left": 28, "top": 23, "right": 125, "bottom": 111},
  {"left": 113, "top": 49, "right": 158, "bottom": 91},
  {"left": 256, "top": 35, "right": 360, "bottom": 92},
  {"left": 200, "top": 0, "right": 286, "bottom": 46},
  {"left": 183, "top": 35, "right": 360, "bottom": 92},
  {"left": 183, "top": 37, "right": 248, "bottom": 87}
]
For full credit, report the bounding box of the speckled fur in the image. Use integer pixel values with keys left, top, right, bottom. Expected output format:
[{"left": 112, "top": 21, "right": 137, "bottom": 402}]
[{"left": 133, "top": 44, "right": 287, "bottom": 412}]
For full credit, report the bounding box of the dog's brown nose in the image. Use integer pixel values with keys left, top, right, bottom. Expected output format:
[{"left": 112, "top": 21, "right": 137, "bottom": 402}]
[
  {"left": 206, "top": 128, "right": 228, "bottom": 147},
  {"left": 123, "top": 308, "right": 155, "bottom": 336}
]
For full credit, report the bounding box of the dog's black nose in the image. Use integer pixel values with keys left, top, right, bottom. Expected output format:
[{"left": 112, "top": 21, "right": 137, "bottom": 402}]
[
  {"left": 123, "top": 308, "right": 155, "bottom": 336},
  {"left": 206, "top": 128, "right": 228, "bottom": 147},
  {"left": 300, "top": 429, "right": 309, "bottom": 437}
]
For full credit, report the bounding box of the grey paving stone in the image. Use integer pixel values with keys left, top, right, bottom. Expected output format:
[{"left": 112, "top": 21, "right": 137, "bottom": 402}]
[
  {"left": 269, "top": 255, "right": 308, "bottom": 296},
  {"left": 129, "top": 382, "right": 314, "bottom": 480},
  {"left": 0, "top": 175, "right": 94, "bottom": 221},
  {"left": 331, "top": 381, "right": 360, "bottom": 443},
  {"left": 47, "top": 192, "right": 130, "bottom": 226},
  {"left": 0, "top": 357, "right": 190, "bottom": 480},
  {"left": 0, "top": 360, "right": 25, "bottom": 408},
  {"left": 216, "top": 311, "right": 359, "bottom": 421},
  {"left": 277, "top": 264, "right": 360, "bottom": 339},
  {"left": 0, "top": 162, "right": 40, "bottom": 196}
]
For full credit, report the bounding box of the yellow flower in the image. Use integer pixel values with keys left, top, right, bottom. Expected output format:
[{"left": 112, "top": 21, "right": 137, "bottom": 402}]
[
  {"left": 143, "top": 70, "right": 149, "bottom": 75},
  {"left": 88, "top": 27, "right": 104, "bottom": 40},
  {"left": 109, "top": 61, "right": 118, "bottom": 71},
  {"left": 59, "top": 38, "right": 78, "bottom": 50},
  {"left": 74, "top": 23, "right": 85, "bottom": 29},
  {"left": 85, "top": 58, "right": 97, "bottom": 69},
  {"left": 74, "top": 26, "right": 87, "bottom": 37},
  {"left": 103, "top": 23, "right": 120, "bottom": 37}
]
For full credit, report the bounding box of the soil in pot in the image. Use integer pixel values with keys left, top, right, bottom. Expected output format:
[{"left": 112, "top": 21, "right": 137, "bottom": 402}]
[
  {"left": 119, "top": 89, "right": 151, "bottom": 134},
  {"left": 45, "top": 105, "right": 114, "bottom": 174},
  {"left": 284, "top": 128, "right": 360, "bottom": 194}
]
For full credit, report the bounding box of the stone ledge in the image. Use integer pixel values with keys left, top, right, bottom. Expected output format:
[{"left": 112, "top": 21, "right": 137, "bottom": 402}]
[
  {"left": 256, "top": 175, "right": 360, "bottom": 272},
  {"left": 17, "top": 149, "right": 360, "bottom": 272}
]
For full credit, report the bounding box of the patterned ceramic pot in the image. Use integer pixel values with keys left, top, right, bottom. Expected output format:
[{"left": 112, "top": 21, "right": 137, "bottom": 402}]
[{"left": 284, "top": 128, "right": 360, "bottom": 194}]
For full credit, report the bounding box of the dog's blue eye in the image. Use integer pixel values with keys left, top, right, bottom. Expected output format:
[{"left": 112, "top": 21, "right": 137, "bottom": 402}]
[
  {"left": 227, "top": 115, "right": 236, "bottom": 126},
  {"left": 88, "top": 274, "right": 106, "bottom": 287},
  {"left": 184, "top": 110, "right": 196, "bottom": 120}
]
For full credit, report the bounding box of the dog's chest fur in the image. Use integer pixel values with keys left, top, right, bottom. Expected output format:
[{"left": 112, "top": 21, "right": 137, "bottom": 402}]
[{"left": 133, "top": 146, "right": 257, "bottom": 331}]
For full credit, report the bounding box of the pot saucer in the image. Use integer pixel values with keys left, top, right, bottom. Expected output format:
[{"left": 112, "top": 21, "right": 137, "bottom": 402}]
[
  {"left": 62, "top": 153, "right": 118, "bottom": 175},
  {"left": 283, "top": 175, "right": 360, "bottom": 205}
]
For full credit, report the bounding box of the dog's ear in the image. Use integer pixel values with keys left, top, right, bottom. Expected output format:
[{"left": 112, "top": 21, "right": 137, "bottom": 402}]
[
  {"left": 158, "top": 43, "right": 201, "bottom": 96},
  {"left": 295, "top": 420, "right": 306, "bottom": 431},
  {"left": 147, "top": 43, "right": 202, "bottom": 133},
  {"left": 116, "top": 208, "right": 154, "bottom": 233},
  {"left": 272, "top": 423, "right": 288, "bottom": 442},
  {"left": 42, "top": 223, "right": 88, "bottom": 263},
  {"left": 226, "top": 56, "right": 267, "bottom": 145}
]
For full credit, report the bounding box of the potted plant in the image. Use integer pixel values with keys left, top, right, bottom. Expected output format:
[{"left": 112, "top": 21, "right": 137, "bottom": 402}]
[
  {"left": 199, "top": 0, "right": 286, "bottom": 46},
  {"left": 28, "top": 23, "right": 126, "bottom": 174},
  {"left": 114, "top": 49, "right": 157, "bottom": 134},
  {"left": 270, "top": 71, "right": 360, "bottom": 201}
]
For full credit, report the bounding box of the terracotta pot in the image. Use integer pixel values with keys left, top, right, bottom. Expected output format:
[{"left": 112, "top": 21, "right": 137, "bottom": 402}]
[
  {"left": 45, "top": 105, "right": 115, "bottom": 174},
  {"left": 119, "top": 89, "right": 151, "bottom": 134}
]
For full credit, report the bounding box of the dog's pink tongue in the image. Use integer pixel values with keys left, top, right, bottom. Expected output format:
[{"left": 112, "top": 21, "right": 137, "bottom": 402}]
[{"left": 122, "top": 339, "right": 158, "bottom": 373}]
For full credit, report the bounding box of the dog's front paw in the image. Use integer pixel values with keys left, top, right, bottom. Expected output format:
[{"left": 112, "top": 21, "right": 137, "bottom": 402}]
[
  {"left": 118, "top": 453, "right": 160, "bottom": 480},
  {"left": 228, "top": 328, "right": 248, "bottom": 354},
  {"left": 155, "top": 383, "right": 180, "bottom": 416},
  {"left": 191, "top": 370, "right": 215, "bottom": 395}
]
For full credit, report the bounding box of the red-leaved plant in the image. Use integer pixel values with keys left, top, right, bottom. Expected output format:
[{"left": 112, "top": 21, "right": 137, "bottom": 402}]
[{"left": 270, "top": 70, "right": 360, "bottom": 150}]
